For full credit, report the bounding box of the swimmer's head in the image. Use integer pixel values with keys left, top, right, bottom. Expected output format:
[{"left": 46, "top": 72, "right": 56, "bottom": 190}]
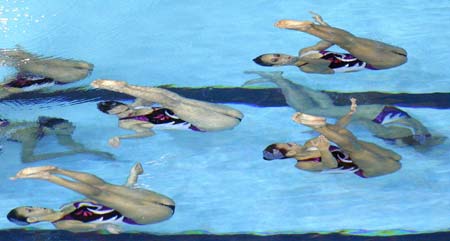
[
  {"left": 7, "top": 206, "right": 54, "bottom": 226},
  {"left": 97, "top": 101, "right": 129, "bottom": 114},
  {"left": 263, "top": 143, "right": 305, "bottom": 160},
  {"left": 38, "top": 116, "right": 75, "bottom": 134},
  {"left": 253, "top": 54, "right": 297, "bottom": 66},
  {"left": 263, "top": 143, "right": 289, "bottom": 160},
  {"left": 0, "top": 118, "right": 10, "bottom": 127}
]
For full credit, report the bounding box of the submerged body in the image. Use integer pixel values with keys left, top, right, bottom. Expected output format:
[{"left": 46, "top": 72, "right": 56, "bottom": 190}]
[
  {"left": 243, "top": 71, "right": 445, "bottom": 149},
  {"left": 263, "top": 98, "right": 402, "bottom": 178},
  {"left": 253, "top": 12, "right": 407, "bottom": 74},
  {"left": 0, "top": 116, "right": 113, "bottom": 162},
  {"left": 0, "top": 47, "right": 93, "bottom": 99},
  {"left": 92, "top": 79, "right": 243, "bottom": 147},
  {"left": 8, "top": 163, "right": 175, "bottom": 233}
]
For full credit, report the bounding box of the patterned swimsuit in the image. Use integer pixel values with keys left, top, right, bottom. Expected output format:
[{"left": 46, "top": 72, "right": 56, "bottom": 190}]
[
  {"left": 299, "top": 145, "right": 365, "bottom": 178},
  {"left": 57, "top": 201, "right": 139, "bottom": 225},
  {"left": 120, "top": 107, "right": 202, "bottom": 131},
  {"left": 57, "top": 201, "right": 175, "bottom": 225},
  {"left": 301, "top": 50, "right": 377, "bottom": 73},
  {"left": 4, "top": 72, "right": 63, "bottom": 91}
]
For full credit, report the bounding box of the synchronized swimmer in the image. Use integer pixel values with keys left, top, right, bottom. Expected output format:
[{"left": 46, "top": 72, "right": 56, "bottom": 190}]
[
  {"left": 243, "top": 71, "right": 445, "bottom": 149},
  {"left": 8, "top": 163, "right": 174, "bottom": 233},
  {"left": 263, "top": 98, "right": 402, "bottom": 178},
  {"left": 0, "top": 47, "right": 93, "bottom": 99},
  {"left": 0, "top": 116, "right": 114, "bottom": 163},
  {"left": 92, "top": 79, "right": 243, "bottom": 147},
  {"left": 253, "top": 12, "right": 407, "bottom": 74}
]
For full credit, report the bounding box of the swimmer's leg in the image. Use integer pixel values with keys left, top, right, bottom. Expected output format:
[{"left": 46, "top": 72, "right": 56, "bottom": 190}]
[
  {"left": 359, "top": 141, "right": 401, "bottom": 160},
  {"left": 275, "top": 18, "right": 406, "bottom": 68},
  {"left": 292, "top": 112, "right": 362, "bottom": 152},
  {"left": 370, "top": 106, "right": 432, "bottom": 145},
  {"left": 92, "top": 79, "right": 243, "bottom": 121},
  {"left": 244, "top": 71, "right": 334, "bottom": 110},
  {"left": 0, "top": 48, "right": 34, "bottom": 66},
  {"left": 12, "top": 169, "right": 103, "bottom": 196},
  {"left": 276, "top": 19, "right": 358, "bottom": 48},
  {"left": 292, "top": 112, "right": 327, "bottom": 128},
  {"left": 13, "top": 166, "right": 175, "bottom": 224},
  {"left": 43, "top": 58, "right": 94, "bottom": 70},
  {"left": 51, "top": 165, "right": 169, "bottom": 206},
  {"left": 14, "top": 166, "right": 107, "bottom": 185},
  {"left": 120, "top": 83, "right": 243, "bottom": 119}
]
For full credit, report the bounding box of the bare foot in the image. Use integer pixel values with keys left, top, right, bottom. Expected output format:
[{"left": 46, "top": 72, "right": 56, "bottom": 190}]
[
  {"left": 91, "top": 79, "right": 127, "bottom": 90},
  {"left": 131, "top": 162, "right": 144, "bottom": 176},
  {"left": 11, "top": 171, "right": 51, "bottom": 180},
  {"left": 292, "top": 112, "right": 326, "bottom": 127},
  {"left": 14, "top": 166, "right": 56, "bottom": 177},
  {"left": 275, "top": 20, "right": 313, "bottom": 31}
]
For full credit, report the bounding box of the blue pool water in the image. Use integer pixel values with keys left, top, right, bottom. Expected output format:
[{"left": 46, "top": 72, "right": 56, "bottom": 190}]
[{"left": 0, "top": 0, "right": 450, "bottom": 239}]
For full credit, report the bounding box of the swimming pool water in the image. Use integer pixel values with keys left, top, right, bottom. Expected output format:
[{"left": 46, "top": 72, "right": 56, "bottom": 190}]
[{"left": 1, "top": 0, "right": 450, "bottom": 237}]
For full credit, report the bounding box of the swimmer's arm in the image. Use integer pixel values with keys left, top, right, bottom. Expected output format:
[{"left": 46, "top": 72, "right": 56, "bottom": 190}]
[
  {"left": 116, "top": 122, "right": 155, "bottom": 139},
  {"left": 336, "top": 98, "right": 357, "bottom": 128},
  {"left": 314, "top": 136, "right": 338, "bottom": 169},
  {"left": 299, "top": 40, "right": 334, "bottom": 56},
  {"left": 56, "top": 135, "right": 115, "bottom": 160},
  {"left": 295, "top": 161, "right": 327, "bottom": 171},
  {"left": 19, "top": 134, "right": 92, "bottom": 162},
  {"left": 53, "top": 220, "right": 121, "bottom": 233},
  {"left": 21, "top": 142, "right": 79, "bottom": 162},
  {"left": 29, "top": 206, "right": 76, "bottom": 223},
  {"left": 298, "top": 58, "right": 334, "bottom": 74},
  {"left": 317, "top": 148, "right": 338, "bottom": 169},
  {"left": 56, "top": 135, "right": 86, "bottom": 150},
  {"left": 301, "top": 136, "right": 338, "bottom": 170}
]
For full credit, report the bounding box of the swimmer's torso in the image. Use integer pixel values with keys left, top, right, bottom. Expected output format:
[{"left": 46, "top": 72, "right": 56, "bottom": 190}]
[
  {"left": 57, "top": 201, "right": 139, "bottom": 225},
  {"left": 301, "top": 50, "right": 377, "bottom": 73},
  {"left": 3, "top": 72, "right": 64, "bottom": 91},
  {"left": 120, "top": 107, "right": 202, "bottom": 131},
  {"left": 300, "top": 145, "right": 365, "bottom": 177}
]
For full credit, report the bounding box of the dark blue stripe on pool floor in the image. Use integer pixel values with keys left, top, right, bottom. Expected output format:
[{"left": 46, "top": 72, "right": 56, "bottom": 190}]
[
  {"left": 1, "top": 87, "right": 449, "bottom": 109},
  {"left": 1, "top": 230, "right": 450, "bottom": 241}
]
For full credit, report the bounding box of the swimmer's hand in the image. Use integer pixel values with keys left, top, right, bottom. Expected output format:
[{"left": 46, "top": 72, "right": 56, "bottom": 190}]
[
  {"left": 310, "top": 135, "right": 330, "bottom": 150},
  {"left": 101, "top": 223, "right": 121, "bottom": 234},
  {"left": 349, "top": 98, "right": 357, "bottom": 114},
  {"left": 108, "top": 136, "right": 121, "bottom": 148}
]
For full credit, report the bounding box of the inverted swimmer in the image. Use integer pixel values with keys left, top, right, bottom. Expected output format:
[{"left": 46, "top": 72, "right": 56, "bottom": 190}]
[
  {"left": 243, "top": 71, "right": 445, "bottom": 149},
  {"left": 253, "top": 12, "right": 407, "bottom": 74},
  {"left": 7, "top": 163, "right": 175, "bottom": 233},
  {"left": 92, "top": 79, "right": 243, "bottom": 147},
  {"left": 0, "top": 116, "right": 114, "bottom": 162},
  {"left": 263, "top": 98, "right": 402, "bottom": 178},
  {"left": 0, "top": 47, "right": 93, "bottom": 98}
]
